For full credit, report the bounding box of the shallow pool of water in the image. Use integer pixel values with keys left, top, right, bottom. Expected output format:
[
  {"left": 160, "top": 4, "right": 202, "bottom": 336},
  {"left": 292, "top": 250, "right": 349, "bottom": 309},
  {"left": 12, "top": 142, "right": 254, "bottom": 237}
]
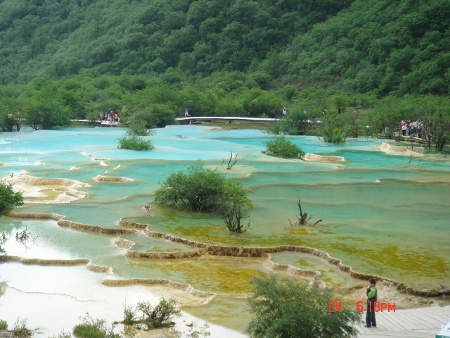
[{"left": 1, "top": 125, "right": 449, "bottom": 334}]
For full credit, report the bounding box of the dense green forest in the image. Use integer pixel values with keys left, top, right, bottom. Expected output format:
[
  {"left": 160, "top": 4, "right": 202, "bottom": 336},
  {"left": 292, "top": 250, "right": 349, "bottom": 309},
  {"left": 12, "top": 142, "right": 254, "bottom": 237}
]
[
  {"left": 0, "top": 0, "right": 448, "bottom": 94},
  {"left": 0, "top": 0, "right": 449, "bottom": 147}
]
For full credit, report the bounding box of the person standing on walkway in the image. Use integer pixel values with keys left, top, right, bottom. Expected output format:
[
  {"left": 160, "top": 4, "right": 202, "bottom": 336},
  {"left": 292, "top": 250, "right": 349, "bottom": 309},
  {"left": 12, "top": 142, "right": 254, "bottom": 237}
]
[{"left": 365, "top": 279, "right": 377, "bottom": 327}]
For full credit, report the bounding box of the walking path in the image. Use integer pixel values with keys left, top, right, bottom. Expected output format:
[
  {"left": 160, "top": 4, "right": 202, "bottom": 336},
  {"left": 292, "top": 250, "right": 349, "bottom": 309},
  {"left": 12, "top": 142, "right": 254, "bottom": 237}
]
[{"left": 356, "top": 305, "right": 450, "bottom": 337}]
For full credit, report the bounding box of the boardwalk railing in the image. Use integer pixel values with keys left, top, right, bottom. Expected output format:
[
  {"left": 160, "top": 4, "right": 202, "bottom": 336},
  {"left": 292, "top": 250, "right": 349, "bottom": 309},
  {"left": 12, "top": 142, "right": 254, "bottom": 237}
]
[
  {"left": 176, "top": 116, "right": 279, "bottom": 124},
  {"left": 71, "top": 119, "right": 121, "bottom": 127}
]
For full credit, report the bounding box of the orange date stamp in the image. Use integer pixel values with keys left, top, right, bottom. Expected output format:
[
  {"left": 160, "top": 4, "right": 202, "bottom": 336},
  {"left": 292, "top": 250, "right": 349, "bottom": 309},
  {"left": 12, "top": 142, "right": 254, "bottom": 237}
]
[
  {"left": 356, "top": 300, "right": 396, "bottom": 312},
  {"left": 328, "top": 300, "right": 396, "bottom": 313}
]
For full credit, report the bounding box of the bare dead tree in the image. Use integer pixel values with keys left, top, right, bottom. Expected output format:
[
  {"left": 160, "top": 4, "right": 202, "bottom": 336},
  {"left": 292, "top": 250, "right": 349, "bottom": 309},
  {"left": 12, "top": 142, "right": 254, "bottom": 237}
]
[
  {"left": 220, "top": 153, "right": 238, "bottom": 169},
  {"left": 289, "top": 199, "right": 322, "bottom": 226},
  {"left": 227, "top": 152, "right": 238, "bottom": 169},
  {"left": 15, "top": 226, "right": 39, "bottom": 250},
  {"left": 1, "top": 227, "right": 39, "bottom": 258},
  {"left": 221, "top": 203, "right": 250, "bottom": 233},
  {"left": 1, "top": 232, "right": 9, "bottom": 245}
]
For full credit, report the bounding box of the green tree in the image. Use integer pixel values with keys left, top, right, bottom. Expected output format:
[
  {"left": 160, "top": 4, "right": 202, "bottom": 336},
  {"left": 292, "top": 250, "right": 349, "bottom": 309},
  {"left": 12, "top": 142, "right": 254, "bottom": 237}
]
[
  {"left": 218, "top": 179, "right": 253, "bottom": 233},
  {"left": 0, "top": 181, "right": 24, "bottom": 215},
  {"left": 332, "top": 95, "right": 349, "bottom": 114},
  {"left": 22, "top": 83, "right": 71, "bottom": 129},
  {"left": 245, "top": 90, "right": 281, "bottom": 117},
  {"left": 246, "top": 273, "right": 360, "bottom": 338},
  {"left": 371, "top": 97, "right": 404, "bottom": 139},
  {"left": 419, "top": 96, "right": 450, "bottom": 151},
  {"left": 117, "top": 133, "right": 154, "bottom": 151},
  {"left": 155, "top": 163, "right": 227, "bottom": 212},
  {"left": 136, "top": 298, "right": 181, "bottom": 329},
  {"left": 271, "top": 106, "right": 314, "bottom": 135},
  {"left": 154, "top": 163, "right": 253, "bottom": 232},
  {"left": 344, "top": 109, "right": 367, "bottom": 138},
  {"left": 262, "top": 136, "right": 305, "bottom": 159},
  {"left": 0, "top": 111, "right": 22, "bottom": 132},
  {"left": 281, "top": 85, "right": 297, "bottom": 102},
  {"left": 318, "top": 112, "right": 348, "bottom": 144},
  {"left": 125, "top": 105, "right": 176, "bottom": 130}
]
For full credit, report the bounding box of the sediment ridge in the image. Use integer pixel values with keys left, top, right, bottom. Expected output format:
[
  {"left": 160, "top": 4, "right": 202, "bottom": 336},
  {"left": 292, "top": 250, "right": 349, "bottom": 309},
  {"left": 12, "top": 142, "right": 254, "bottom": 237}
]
[
  {"left": 3, "top": 256, "right": 110, "bottom": 273},
  {"left": 119, "top": 219, "right": 148, "bottom": 229},
  {"left": 126, "top": 249, "right": 205, "bottom": 259},
  {"left": 13, "top": 174, "right": 91, "bottom": 188},
  {"left": 93, "top": 175, "right": 134, "bottom": 182},
  {"left": 7, "top": 212, "right": 138, "bottom": 235},
  {"left": 3, "top": 256, "right": 90, "bottom": 266},
  {"left": 263, "top": 260, "right": 320, "bottom": 278},
  {"left": 101, "top": 278, "right": 216, "bottom": 300},
  {"left": 58, "top": 220, "right": 137, "bottom": 235},
  {"left": 5, "top": 212, "right": 450, "bottom": 298},
  {"left": 304, "top": 153, "right": 346, "bottom": 162},
  {"left": 7, "top": 212, "right": 64, "bottom": 221},
  {"left": 4, "top": 172, "right": 90, "bottom": 203},
  {"left": 86, "top": 262, "right": 113, "bottom": 273},
  {"left": 115, "top": 237, "right": 135, "bottom": 249},
  {"left": 142, "top": 227, "right": 207, "bottom": 248},
  {"left": 379, "top": 142, "right": 424, "bottom": 156}
]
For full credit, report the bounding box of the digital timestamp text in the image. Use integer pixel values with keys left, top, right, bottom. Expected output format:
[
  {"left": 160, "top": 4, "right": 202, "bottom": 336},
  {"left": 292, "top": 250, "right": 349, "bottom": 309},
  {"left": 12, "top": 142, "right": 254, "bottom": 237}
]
[{"left": 328, "top": 300, "right": 396, "bottom": 313}]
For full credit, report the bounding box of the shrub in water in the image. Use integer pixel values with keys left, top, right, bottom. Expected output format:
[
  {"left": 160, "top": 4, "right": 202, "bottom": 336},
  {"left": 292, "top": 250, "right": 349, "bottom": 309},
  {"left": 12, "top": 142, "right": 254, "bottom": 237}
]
[
  {"left": 73, "top": 314, "right": 120, "bottom": 338},
  {"left": 117, "top": 134, "right": 154, "bottom": 151},
  {"left": 13, "top": 318, "right": 33, "bottom": 337},
  {"left": 72, "top": 324, "right": 104, "bottom": 338},
  {"left": 262, "top": 136, "right": 305, "bottom": 159}
]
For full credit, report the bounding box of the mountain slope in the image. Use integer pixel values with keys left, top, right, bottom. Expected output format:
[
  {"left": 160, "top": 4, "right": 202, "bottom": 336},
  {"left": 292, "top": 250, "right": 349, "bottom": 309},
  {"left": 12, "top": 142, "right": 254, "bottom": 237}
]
[{"left": 0, "top": 0, "right": 448, "bottom": 96}]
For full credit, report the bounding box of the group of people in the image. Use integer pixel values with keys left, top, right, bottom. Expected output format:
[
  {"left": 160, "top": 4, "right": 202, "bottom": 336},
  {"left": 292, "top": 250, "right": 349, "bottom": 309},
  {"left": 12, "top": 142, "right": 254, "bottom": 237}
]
[
  {"left": 400, "top": 119, "right": 422, "bottom": 138},
  {"left": 101, "top": 111, "right": 121, "bottom": 124}
]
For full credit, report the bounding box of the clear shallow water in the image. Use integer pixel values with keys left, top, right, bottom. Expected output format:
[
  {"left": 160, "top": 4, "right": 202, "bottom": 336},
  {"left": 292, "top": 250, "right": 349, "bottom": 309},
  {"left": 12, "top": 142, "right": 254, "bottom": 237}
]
[{"left": 1, "top": 125, "right": 449, "bottom": 333}]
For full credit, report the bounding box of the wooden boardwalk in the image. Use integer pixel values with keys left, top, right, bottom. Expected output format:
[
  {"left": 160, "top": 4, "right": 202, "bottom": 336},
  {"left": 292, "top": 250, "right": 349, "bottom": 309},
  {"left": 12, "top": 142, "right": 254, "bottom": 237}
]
[
  {"left": 71, "top": 119, "right": 121, "bottom": 127},
  {"left": 356, "top": 305, "right": 450, "bottom": 337},
  {"left": 176, "top": 116, "right": 279, "bottom": 124}
]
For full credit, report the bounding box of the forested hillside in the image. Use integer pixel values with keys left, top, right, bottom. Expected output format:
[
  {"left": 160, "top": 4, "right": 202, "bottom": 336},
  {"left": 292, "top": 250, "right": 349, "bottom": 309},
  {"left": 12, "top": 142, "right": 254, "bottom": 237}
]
[{"left": 0, "top": 0, "right": 448, "bottom": 96}]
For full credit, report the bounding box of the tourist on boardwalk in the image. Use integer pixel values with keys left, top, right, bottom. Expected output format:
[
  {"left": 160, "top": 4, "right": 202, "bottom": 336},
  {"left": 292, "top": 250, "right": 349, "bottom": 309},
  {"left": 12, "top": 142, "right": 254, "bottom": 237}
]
[
  {"left": 401, "top": 120, "right": 407, "bottom": 136},
  {"left": 365, "top": 279, "right": 377, "bottom": 327}
]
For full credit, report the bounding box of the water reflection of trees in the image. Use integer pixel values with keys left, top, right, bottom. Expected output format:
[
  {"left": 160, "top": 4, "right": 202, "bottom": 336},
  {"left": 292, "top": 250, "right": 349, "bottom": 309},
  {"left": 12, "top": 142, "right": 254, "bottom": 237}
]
[
  {"left": 1, "top": 226, "right": 39, "bottom": 253},
  {"left": 0, "top": 282, "right": 6, "bottom": 296}
]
